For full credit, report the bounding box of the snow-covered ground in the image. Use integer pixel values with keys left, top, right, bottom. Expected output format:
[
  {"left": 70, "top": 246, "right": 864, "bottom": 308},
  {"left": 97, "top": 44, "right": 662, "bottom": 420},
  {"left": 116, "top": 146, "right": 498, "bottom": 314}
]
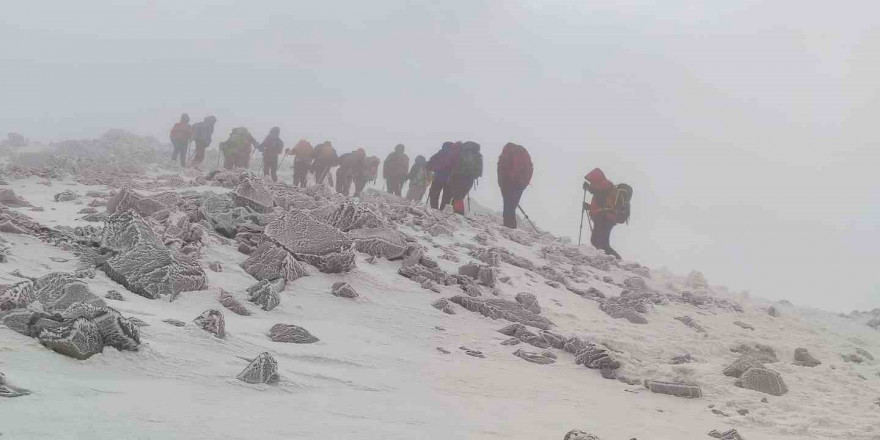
[{"left": 1, "top": 162, "right": 879, "bottom": 440}]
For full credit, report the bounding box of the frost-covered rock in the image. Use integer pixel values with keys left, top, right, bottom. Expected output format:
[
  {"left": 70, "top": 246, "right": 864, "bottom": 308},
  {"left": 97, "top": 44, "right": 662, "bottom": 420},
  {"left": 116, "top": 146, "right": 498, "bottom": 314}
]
[
  {"left": 232, "top": 175, "right": 274, "bottom": 212},
  {"left": 644, "top": 380, "right": 703, "bottom": 398},
  {"left": 193, "top": 309, "right": 225, "bottom": 338},
  {"left": 731, "top": 343, "right": 778, "bottom": 363},
  {"left": 599, "top": 301, "right": 647, "bottom": 324},
  {"left": 268, "top": 324, "right": 318, "bottom": 343},
  {"left": 0, "top": 189, "right": 32, "bottom": 208},
  {"left": 237, "top": 352, "right": 278, "bottom": 384},
  {"left": 331, "top": 282, "right": 359, "bottom": 299},
  {"left": 794, "top": 348, "right": 821, "bottom": 367},
  {"left": 675, "top": 315, "right": 706, "bottom": 333},
  {"left": 432, "top": 298, "right": 455, "bottom": 314},
  {"left": 733, "top": 321, "right": 755, "bottom": 331},
  {"left": 515, "top": 292, "right": 541, "bottom": 314},
  {"left": 262, "top": 210, "right": 355, "bottom": 273},
  {"left": 498, "top": 323, "right": 550, "bottom": 349},
  {"left": 708, "top": 429, "right": 744, "bottom": 440},
  {"left": 513, "top": 348, "right": 556, "bottom": 365},
  {"left": 724, "top": 354, "right": 766, "bottom": 378},
  {"left": 449, "top": 295, "right": 554, "bottom": 330},
  {"left": 38, "top": 317, "right": 104, "bottom": 360},
  {"left": 0, "top": 280, "right": 34, "bottom": 311},
  {"left": 350, "top": 228, "right": 408, "bottom": 259},
  {"left": 98, "top": 212, "right": 207, "bottom": 300},
  {"left": 31, "top": 272, "right": 105, "bottom": 313},
  {"left": 322, "top": 200, "right": 384, "bottom": 232},
  {"left": 53, "top": 190, "right": 79, "bottom": 202},
  {"left": 457, "top": 262, "right": 496, "bottom": 288},
  {"left": 240, "top": 242, "right": 308, "bottom": 282},
  {"left": 573, "top": 343, "right": 620, "bottom": 370},
  {"left": 735, "top": 367, "right": 788, "bottom": 396},
  {"left": 218, "top": 290, "right": 251, "bottom": 316},
  {"left": 104, "top": 290, "right": 124, "bottom": 301},
  {"left": 563, "top": 430, "right": 601, "bottom": 440},
  {"left": 106, "top": 188, "right": 177, "bottom": 217},
  {"left": 0, "top": 371, "right": 30, "bottom": 398},
  {"left": 246, "top": 278, "right": 284, "bottom": 311}
]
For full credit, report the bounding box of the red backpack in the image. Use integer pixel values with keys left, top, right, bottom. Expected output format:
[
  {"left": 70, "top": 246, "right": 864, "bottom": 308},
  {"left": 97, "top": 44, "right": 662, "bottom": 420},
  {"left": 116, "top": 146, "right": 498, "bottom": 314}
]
[{"left": 498, "top": 143, "right": 533, "bottom": 188}]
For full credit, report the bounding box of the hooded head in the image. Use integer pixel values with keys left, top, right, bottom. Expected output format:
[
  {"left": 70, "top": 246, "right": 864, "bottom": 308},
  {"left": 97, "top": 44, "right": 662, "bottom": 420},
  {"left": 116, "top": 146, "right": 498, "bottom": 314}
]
[
  {"left": 295, "top": 139, "right": 311, "bottom": 149},
  {"left": 180, "top": 113, "right": 190, "bottom": 124},
  {"left": 441, "top": 142, "right": 453, "bottom": 152},
  {"left": 205, "top": 116, "right": 217, "bottom": 125},
  {"left": 585, "top": 168, "right": 613, "bottom": 191},
  {"left": 394, "top": 144, "right": 405, "bottom": 154},
  {"left": 415, "top": 155, "right": 426, "bottom": 164},
  {"left": 355, "top": 148, "right": 366, "bottom": 159},
  {"left": 269, "top": 127, "right": 281, "bottom": 137},
  {"left": 463, "top": 141, "right": 480, "bottom": 152}
]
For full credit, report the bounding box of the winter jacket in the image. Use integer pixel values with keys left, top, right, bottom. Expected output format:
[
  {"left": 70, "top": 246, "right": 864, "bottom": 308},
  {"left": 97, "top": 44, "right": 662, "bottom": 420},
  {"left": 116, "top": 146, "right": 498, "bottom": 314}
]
[
  {"left": 260, "top": 135, "right": 284, "bottom": 157},
  {"left": 170, "top": 122, "right": 193, "bottom": 144},
  {"left": 497, "top": 143, "right": 533, "bottom": 188},
  {"left": 192, "top": 120, "right": 215, "bottom": 144},
  {"left": 407, "top": 159, "right": 429, "bottom": 186},
  {"left": 428, "top": 143, "right": 460, "bottom": 181},
  {"left": 383, "top": 151, "right": 410, "bottom": 179},
  {"left": 291, "top": 140, "right": 314, "bottom": 163},
  {"left": 585, "top": 168, "right": 615, "bottom": 222}
]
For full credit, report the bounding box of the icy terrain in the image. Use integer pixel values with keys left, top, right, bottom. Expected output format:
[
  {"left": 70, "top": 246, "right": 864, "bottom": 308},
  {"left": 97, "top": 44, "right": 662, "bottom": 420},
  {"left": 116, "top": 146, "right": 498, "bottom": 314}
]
[{"left": 0, "top": 133, "right": 879, "bottom": 440}]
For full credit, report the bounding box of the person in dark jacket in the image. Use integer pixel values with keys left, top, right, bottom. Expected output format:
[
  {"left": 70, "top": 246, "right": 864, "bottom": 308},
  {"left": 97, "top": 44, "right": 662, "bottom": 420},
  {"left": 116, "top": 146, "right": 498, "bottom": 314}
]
[
  {"left": 311, "top": 141, "right": 339, "bottom": 186},
  {"left": 405, "top": 155, "right": 429, "bottom": 202},
  {"left": 190, "top": 116, "right": 216, "bottom": 168},
  {"left": 426, "top": 142, "right": 458, "bottom": 209},
  {"left": 583, "top": 168, "right": 621, "bottom": 260},
  {"left": 446, "top": 141, "right": 482, "bottom": 214},
  {"left": 497, "top": 143, "right": 533, "bottom": 228},
  {"left": 336, "top": 148, "right": 366, "bottom": 196},
  {"left": 260, "top": 127, "right": 284, "bottom": 182},
  {"left": 354, "top": 156, "right": 380, "bottom": 197},
  {"left": 169, "top": 113, "right": 193, "bottom": 168},
  {"left": 288, "top": 139, "right": 314, "bottom": 187},
  {"left": 383, "top": 144, "right": 410, "bottom": 196}
]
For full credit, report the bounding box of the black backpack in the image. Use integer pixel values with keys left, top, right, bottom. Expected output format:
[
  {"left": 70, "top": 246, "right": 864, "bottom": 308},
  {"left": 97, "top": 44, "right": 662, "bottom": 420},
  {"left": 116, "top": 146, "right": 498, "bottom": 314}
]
[{"left": 611, "top": 183, "right": 633, "bottom": 224}]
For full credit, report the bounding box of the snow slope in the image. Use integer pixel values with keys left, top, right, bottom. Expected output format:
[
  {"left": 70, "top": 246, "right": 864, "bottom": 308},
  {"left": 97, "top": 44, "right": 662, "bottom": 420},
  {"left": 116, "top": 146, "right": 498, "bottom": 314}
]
[{"left": 0, "top": 167, "right": 879, "bottom": 440}]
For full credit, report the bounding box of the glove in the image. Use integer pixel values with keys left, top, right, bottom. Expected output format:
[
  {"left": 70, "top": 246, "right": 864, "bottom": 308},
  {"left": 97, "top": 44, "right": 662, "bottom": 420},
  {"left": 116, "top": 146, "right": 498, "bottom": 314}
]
[
  {"left": 583, "top": 181, "right": 590, "bottom": 191},
  {"left": 583, "top": 202, "right": 590, "bottom": 212}
]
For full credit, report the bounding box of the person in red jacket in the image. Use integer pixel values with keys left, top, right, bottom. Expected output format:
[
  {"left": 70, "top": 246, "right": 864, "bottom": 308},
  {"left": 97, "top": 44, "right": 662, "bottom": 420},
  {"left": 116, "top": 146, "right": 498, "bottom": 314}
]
[
  {"left": 497, "top": 143, "right": 533, "bottom": 228},
  {"left": 169, "top": 113, "right": 193, "bottom": 168},
  {"left": 583, "top": 168, "right": 621, "bottom": 260}
]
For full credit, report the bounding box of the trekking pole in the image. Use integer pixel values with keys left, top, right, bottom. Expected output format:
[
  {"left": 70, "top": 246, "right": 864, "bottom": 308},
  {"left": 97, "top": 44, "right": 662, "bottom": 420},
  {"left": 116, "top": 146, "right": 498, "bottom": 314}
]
[
  {"left": 578, "top": 186, "right": 587, "bottom": 245},
  {"left": 517, "top": 205, "right": 539, "bottom": 233},
  {"left": 278, "top": 151, "right": 289, "bottom": 169}
]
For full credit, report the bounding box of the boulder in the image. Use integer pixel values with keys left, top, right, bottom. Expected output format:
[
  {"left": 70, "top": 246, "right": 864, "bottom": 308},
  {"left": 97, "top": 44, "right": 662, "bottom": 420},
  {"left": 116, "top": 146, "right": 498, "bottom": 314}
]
[
  {"left": 515, "top": 292, "right": 541, "bottom": 314},
  {"left": 449, "top": 295, "right": 554, "bottom": 330},
  {"left": 38, "top": 317, "right": 104, "bottom": 360},
  {"left": 60, "top": 304, "right": 140, "bottom": 352},
  {"left": 733, "top": 321, "right": 755, "bottom": 331},
  {"left": 723, "top": 354, "right": 766, "bottom": 378},
  {"left": 457, "top": 263, "right": 496, "bottom": 288},
  {"left": 31, "top": 272, "right": 105, "bottom": 313},
  {"left": 599, "top": 302, "right": 647, "bottom": 324},
  {"left": 432, "top": 298, "right": 455, "bottom": 314},
  {"left": 349, "top": 228, "right": 408, "bottom": 259},
  {"left": 563, "top": 430, "right": 601, "bottom": 440},
  {"left": 218, "top": 290, "right": 251, "bottom": 316},
  {"left": 104, "top": 290, "right": 124, "bottom": 301},
  {"left": 98, "top": 212, "right": 207, "bottom": 300},
  {"left": 675, "top": 315, "right": 706, "bottom": 333},
  {"left": 708, "top": 429, "right": 744, "bottom": 440},
  {"left": 574, "top": 344, "right": 620, "bottom": 370},
  {"left": 767, "top": 306, "right": 780, "bottom": 317},
  {"left": 268, "top": 324, "right": 318, "bottom": 343},
  {"left": 735, "top": 367, "right": 788, "bottom": 396},
  {"left": 643, "top": 379, "right": 703, "bottom": 398},
  {"left": 794, "top": 348, "right": 821, "bottom": 367},
  {"left": 262, "top": 210, "right": 355, "bottom": 273},
  {"left": 232, "top": 176, "right": 274, "bottom": 212},
  {"left": 321, "top": 201, "right": 384, "bottom": 232},
  {"left": 513, "top": 348, "right": 556, "bottom": 365},
  {"left": 106, "top": 188, "right": 178, "bottom": 217},
  {"left": 731, "top": 343, "right": 778, "bottom": 363},
  {"left": 0, "top": 189, "right": 31, "bottom": 208},
  {"left": 498, "top": 323, "right": 550, "bottom": 349},
  {"left": 246, "top": 278, "right": 284, "bottom": 312},
  {"left": 237, "top": 352, "right": 278, "bottom": 384},
  {"left": 331, "top": 282, "right": 359, "bottom": 299},
  {"left": 193, "top": 309, "right": 225, "bottom": 338},
  {"left": 856, "top": 348, "right": 875, "bottom": 361},
  {"left": 240, "top": 242, "right": 308, "bottom": 282},
  {"left": 0, "top": 280, "right": 35, "bottom": 311},
  {"left": 0, "top": 371, "right": 30, "bottom": 398}
]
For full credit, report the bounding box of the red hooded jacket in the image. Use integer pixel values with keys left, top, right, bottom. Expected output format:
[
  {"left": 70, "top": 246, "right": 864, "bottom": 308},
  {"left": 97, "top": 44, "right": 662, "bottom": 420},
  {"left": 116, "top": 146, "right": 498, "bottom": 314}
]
[{"left": 585, "top": 168, "right": 615, "bottom": 222}]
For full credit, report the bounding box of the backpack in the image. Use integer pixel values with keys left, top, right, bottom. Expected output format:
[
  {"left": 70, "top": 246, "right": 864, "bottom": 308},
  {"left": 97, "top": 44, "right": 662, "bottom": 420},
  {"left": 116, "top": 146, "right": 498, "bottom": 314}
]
[
  {"left": 499, "top": 143, "right": 533, "bottom": 187},
  {"left": 608, "top": 183, "right": 633, "bottom": 224},
  {"left": 458, "top": 145, "right": 483, "bottom": 179}
]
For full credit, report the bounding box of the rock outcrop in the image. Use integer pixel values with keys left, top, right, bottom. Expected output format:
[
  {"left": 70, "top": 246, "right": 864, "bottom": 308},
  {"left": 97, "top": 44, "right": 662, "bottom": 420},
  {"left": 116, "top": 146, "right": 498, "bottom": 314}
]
[
  {"left": 449, "top": 295, "right": 554, "bottom": 330},
  {"left": 193, "top": 309, "right": 225, "bottom": 338},
  {"left": 735, "top": 367, "right": 788, "bottom": 396},
  {"left": 794, "top": 348, "right": 821, "bottom": 367},
  {"left": 237, "top": 352, "right": 278, "bottom": 384},
  {"left": 644, "top": 379, "right": 703, "bottom": 398},
  {"left": 246, "top": 279, "right": 284, "bottom": 311},
  {"left": 330, "top": 282, "right": 359, "bottom": 299},
  {"left": 261, "top": 210, "right": 355, "bottom": 273},
  {"left": 268, "top": 324, "right": 318, "bottom": 343}
]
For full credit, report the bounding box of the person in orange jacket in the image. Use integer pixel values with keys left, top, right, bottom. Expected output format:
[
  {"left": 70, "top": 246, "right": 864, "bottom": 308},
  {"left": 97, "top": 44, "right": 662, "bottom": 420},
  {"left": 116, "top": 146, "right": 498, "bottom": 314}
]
[
  {"left": 169, "top": 113, "right": 193, "bottom": 168},
  {"left": 583, "top": 168, "right": 621, "bottom": 260}
]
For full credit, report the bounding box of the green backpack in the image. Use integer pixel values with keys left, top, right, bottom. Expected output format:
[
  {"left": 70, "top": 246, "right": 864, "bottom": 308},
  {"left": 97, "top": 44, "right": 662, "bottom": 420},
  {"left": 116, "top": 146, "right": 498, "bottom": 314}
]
[{"left": 458, "top": 145, "right": 483, "bottom": 179}]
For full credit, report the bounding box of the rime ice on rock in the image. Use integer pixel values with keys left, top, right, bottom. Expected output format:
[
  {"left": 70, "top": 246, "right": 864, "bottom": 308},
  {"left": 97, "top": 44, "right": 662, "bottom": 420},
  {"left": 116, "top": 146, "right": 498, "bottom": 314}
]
[
  {"left": 322, "top": 200, "right": 384, "bottom": 232},
  {"left": 99, "top": 212, "right": 207, "bottom": 300},
  {"left": 794, "top": 348, "right": 821, "bottom": 367},
  {"left": 599, "top": 301, "right": 648, "bottom": 324},
  {"left": 106, "top": 188, "right": 178, "bottom": 217},
  {"left": 708, "top": 429, "right": 744, "bottom": 440},
  {"left": 735, "top": 367, "right": 788, "bottom": 396},
  {"left": 458, "top": 263, "right": 496, "bottom": 288},
  {"left": 515, "top": 292, "right": 541, "bottom": 314},
  {"left": 513, "top": 348, "right": 556, "bottom": 365},
  {"left": 240, "top": 242, "right": 308, "bottom": 282},
  {"left": 31, "top": 272, "right": 105, "bottom": 313},
  {"left": 349, "top": 228, "right": 408, "bottom": 259},
  {"left": 237, "top": 352, "right": 278, "bottom": 384},
  {"left": 449, "top": 295, "right": 554, "bottom": 330},
  {"left": 53, "top": 190, "right": 79, "bottom": 202},
  {"left": 432, "top": 298, "right": 455, "bottom": 314},
  {"left": 731, "top": 343, "right": 778, "bottom": 363},
  {"left": 675, "top": 315, "right": 706, "bottom": 333},
  {"left": 38, "top": 317, "right": 104, "bottom": 360},
  {"left": 262, "top": 210, "right": 355, "bottom": 273},
  {"left": 193, "top": 309, "right": 226, "bottom": 338},
  {"left": 724, "top": 355, "right": 766, "bottom": 378},
  {"left": 233, "top": 175, "right": 274, "bottom": 213},
  {"left": 268, "top": 324, "right": 319, "bottom": 343},
  {"left": 0, "top": 371, "right": 30, "bottom": 398},
  {"left": 563, "top": 430, "right": 601, "bottom": 440},
  {"left": 399, "top": 263, "right": 456, "bottom": 286},
  {"left": 331, "top": 282, "right": 359, "bottom": 298},
  {"left": 60, "top": 304, "right": 140, "bottom": 351},
  {"left": 0, "top": 189, "right": 32, "bottom": 208},
  {"left": 644, "top": 379, "right": 703, "bottom": 398},
  {"left": 218, "top": 290, "right": 251, "bottom": 316},
  {"left": 246, "top": 279, "right": 284, "bottom": 311},
  {"left": 498, "top": 323, "right": 550, "bottom": 348},
  {"left": 733, "top": 321, "right": 755, "bottom": 331},
  {"left": 0, "top": 280, "right": 34, "bottom": 311}
]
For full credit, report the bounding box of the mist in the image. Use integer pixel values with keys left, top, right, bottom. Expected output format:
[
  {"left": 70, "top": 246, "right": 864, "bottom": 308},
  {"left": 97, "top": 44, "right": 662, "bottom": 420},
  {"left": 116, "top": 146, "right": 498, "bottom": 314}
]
[{"left": 1, "top": 0, "right": 877, "bottom": 312}]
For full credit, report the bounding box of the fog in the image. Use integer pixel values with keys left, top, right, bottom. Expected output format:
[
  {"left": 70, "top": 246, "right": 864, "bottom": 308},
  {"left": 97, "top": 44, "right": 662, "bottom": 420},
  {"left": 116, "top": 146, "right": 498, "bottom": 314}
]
[{"left": 1, "top": 1, "right": 877, "bottom": 312}]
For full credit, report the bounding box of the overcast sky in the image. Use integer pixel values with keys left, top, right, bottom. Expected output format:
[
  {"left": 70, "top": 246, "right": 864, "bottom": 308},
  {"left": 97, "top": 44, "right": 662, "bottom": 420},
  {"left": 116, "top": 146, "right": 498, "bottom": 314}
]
[{"left": 1, "top": 0, "right": 877, "bottom": 312}]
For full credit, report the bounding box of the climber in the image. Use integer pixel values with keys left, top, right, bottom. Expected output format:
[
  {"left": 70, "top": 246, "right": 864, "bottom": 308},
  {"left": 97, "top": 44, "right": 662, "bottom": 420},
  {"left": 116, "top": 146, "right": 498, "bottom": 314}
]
[
  {"left": 447, "top": 141, "right": 482, "bottom": 214},
  {"left": 311, "top": 141, "right": 339, "bottom": 186},
  {"left": 383, "top": 144, "right": 410, "bottom": 197},
  {"left": 354, "top": 156, "right": 380, "bottom": 197},
  {"left": 583, "top": 168, "right": 622, "bottom": 260},
  {"left": 405, "top": 155, "right": 430, "bottom": 202},
  {"left": 190, "top": 116, "right": 217, "bottom": 168},
  {"left": 335, "top": 148, "right": 366, "bottom": 196},
  {"left": 497, "top": 143, "right": 534, "bottom": 228},
  {"left": 426, "top": 142, "right": 459, "bottom": 209},
  {"left": 288, "top": 139, "right": 314, "bottom": 187},
  {"left": 169, "top": 113, "right": 194, "bottom": 168},
  {"left": 260, "top": 127, "right": 284, "bottom": 182},
  {"left": 220, "top": 127, "right": 259, "bottom": 170}
]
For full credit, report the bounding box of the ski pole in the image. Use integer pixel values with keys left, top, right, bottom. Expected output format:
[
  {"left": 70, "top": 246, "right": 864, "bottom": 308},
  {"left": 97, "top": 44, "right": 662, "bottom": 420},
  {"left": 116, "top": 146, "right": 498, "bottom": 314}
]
[
  {"left": 578, "top": 187, "right": 587, "bottom": 245},
  {"left": 517, "top": 205, "right": 538, "bottom": 232}
]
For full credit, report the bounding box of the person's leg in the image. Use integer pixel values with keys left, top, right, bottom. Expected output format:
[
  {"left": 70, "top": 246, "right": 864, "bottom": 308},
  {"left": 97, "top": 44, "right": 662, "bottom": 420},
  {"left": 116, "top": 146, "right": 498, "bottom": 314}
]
[
  {"left": 171, "top": 142, "right": 182, "bottom": 162},
  {"left": 501, "top": 186, "right": 515, "bottom": 228},
  {"left": 192, "top": 141, "right": 207, "bottom": 167},
  {"left": 268, "top": 155, "right": 278, "bottom": 182},
  {"left": 179, "top": 143, "right": 188, "bottom": 167},
  {"left": 395, "top": 178, "right": 404, "bottom": 196},
  {"left": 335, "top": 169, "right": 344, "bottom": 194},
  {"left": 223, "top": 154, "right": 233, "bottom": 170},
  {"left": 591, "top": 217, "right": 621, "bottom": 259},
  {"left": 428, "top": 180, "right": 443, "bottom": 208},
  {"left": 440, "top": 178, "right": 455, "bottom": 210},
  {"left": 414, "top": 185, "right": 427, "bottom": 202}
]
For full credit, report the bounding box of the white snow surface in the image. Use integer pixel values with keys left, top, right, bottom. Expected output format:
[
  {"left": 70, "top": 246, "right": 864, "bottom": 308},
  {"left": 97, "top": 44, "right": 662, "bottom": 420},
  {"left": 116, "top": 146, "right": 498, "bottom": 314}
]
[{"left": 0, "top": 170, "right": 879, "bottom": 440}]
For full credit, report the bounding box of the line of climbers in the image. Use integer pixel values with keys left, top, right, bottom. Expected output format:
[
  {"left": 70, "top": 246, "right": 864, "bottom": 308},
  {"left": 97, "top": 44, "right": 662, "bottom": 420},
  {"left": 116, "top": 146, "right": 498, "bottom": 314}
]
[{"left": 169, "top": 114, "right": 630, "bottom": 260}]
